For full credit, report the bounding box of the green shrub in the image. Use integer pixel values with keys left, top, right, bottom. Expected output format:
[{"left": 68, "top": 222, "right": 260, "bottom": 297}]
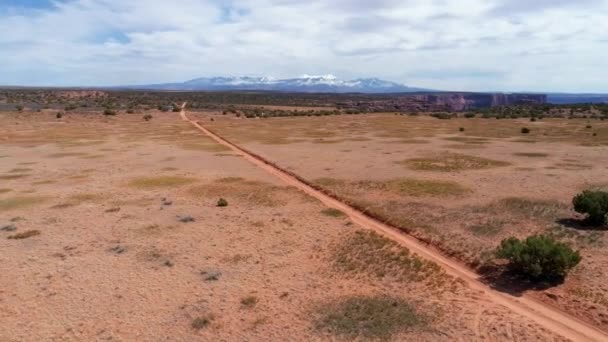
[
  {"left": 573, "top": 190, "right": 608, "bottom": 225},
  {"left": 15, "top": 104, "right": 24, "bottom": 112},
  {"left": 217, "top": 198, "right": 228, "bottom": 207},
  {"left": 521, "top": 127, "right": 531, "bottom": 134},
  {"left": 495, "top": 235, "right": 581, "bottom": 280}
]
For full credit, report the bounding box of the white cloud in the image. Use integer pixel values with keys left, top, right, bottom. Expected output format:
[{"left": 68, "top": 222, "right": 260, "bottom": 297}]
[{"left": 0, "top": 0, "right": 607, "bottom": 92}]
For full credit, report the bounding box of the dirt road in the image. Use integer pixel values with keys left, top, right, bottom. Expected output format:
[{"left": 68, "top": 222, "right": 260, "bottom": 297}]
[{"left": 180, "top": 104, "right": 608, "bottom": 342}]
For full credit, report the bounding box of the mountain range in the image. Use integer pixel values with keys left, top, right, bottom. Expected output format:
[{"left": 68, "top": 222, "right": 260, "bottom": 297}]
[{"left": 126, "top": 75, "right": 432, "bottom": 93}]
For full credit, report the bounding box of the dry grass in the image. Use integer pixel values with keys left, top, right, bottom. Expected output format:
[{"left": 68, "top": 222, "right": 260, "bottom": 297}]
[
  {"left": 79, "top": 154, "right": 105, "bottom": 160},
  {"left": 314, "top": 295, "right": 426, "bottom": 339},
  {"left": 52, "top": 193, "right": 107, "bottom": 209},
  {"left": 8, "top": 230, "right": 41, "bottom": 240},
  {"left": 468, "top": 219, "right": 508, "bottom": 236},
  {"left": 191, "top": 315, "right": 214, "bottom": 330},
  {"left": 0, "top": 196, "right": 49, "bottom": 212},
  {"left": 321, "top": 208, "right": 346, "bottom": 218},
  {"left": 129, "top": 176, "right": 196, "bottom": 189},
  {"left": 402, "top": 153, "right": 510, "bottom": 172},
  {"left": 46, "top": 152, "right": 89, "bottom": 158},
  {"left": 240, "top": 296, "right": 259, "bottom": 308},
  {"left": 513, "top": 152, "right": 550, "bottom": 158},
  {"left": 444, "top": 144, "right": 486, "bottom": 150},
  {"left": 500, "top": 197, "right": 567, "bottom": 220},
  {"left": 333, "top": 230, "right": 442, "bottom": 282},
  {"left": 9, "top": 168, "right": 33, "bottom": 173},
  {"left": 189, "top": 177, "right": 295, "bottom": 207},
  {"left": 70, "top": 193, "right": 106, "bottom": 202},
  {"left": 553, "top": 162, "right": 593, "bottom": 171},
  {"left": 315, "top": 178, "right": 469, "bottom": 198},
  {"left": 0, "top": 174, "right": 30, "bottom": 180},
  {"left": 0, "top": 188, "right": 12, "bottom": 194},
  {"left": 178, "top": 141, "right": 231, "bottom": 152},
  {"left": 442, "top": 136, "right": 490, "bottom": 145},
  {"left": 32, "top": 180, "right": 56, "bottom": 185}
]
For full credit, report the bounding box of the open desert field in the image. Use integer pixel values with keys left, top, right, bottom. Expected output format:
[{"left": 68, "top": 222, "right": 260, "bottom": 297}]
[
  {"left": 0, "top": 106, "right": 605, "bottom": 341},
  {"left": 200, "top": 111, "right": 608, "bottom": 332}
]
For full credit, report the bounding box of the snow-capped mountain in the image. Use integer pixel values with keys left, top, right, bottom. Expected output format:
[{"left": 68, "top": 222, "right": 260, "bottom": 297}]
[{"left": 131, "top": 75, "right": 431, "bottom": 93}]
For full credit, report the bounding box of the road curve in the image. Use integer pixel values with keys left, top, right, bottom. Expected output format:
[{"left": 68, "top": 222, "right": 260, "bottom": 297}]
[{"left": 180, "top": 103, "right": 607, "bottom": 342}]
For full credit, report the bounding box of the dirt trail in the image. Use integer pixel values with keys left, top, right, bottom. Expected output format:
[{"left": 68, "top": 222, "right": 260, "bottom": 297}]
[{"left": 180, "top": 104, "right": 607, "bottom": 342}]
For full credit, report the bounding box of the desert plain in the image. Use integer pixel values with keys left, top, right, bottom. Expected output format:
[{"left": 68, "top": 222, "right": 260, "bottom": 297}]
[{"left": 1, "top": 101, "right": 608, "bottom": 341}]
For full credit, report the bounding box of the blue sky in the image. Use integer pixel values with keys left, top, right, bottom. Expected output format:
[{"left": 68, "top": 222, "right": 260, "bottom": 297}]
[{"left": 1, "top": 0, "right": 607, "bottom": 92}]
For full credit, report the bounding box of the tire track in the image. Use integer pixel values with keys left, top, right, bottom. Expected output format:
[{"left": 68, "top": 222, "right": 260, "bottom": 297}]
[{"left": 180, "top": 103, "right": 607, "bottom": 342}]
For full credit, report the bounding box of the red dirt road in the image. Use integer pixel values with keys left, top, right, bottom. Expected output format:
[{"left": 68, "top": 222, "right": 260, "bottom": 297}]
[{"left": 180, "top": 104, "right": 608, "bottom": 342}]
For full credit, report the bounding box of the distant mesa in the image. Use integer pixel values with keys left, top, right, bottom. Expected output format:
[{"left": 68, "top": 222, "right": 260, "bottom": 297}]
[{"left": 123, "top": 75, "right": 434, "bottom": 93}]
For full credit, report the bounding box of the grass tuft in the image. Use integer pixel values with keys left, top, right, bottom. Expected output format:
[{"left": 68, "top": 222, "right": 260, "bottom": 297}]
[
  {"left": 191, "top": 315, "right": 214, "bottom": 330},
  {"left": 241, "top": 296, "right": 259, "bottom": 308}
]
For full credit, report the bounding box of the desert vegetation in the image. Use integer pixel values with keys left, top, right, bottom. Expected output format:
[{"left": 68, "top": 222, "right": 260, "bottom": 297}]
[
  {"left": 495, "top": 235, "right": 582, "bottom": 280},
  {"left": 573, "top": 190, "right": 608, "bottom": 226},
  {"left": 314, "top": 295, "right": 427, "bottom": 339}
]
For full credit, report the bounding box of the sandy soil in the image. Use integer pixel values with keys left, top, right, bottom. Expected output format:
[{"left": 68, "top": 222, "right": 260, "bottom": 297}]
[
  {"left": 0, "top": 110, "right": 573, "bottom": 341},
  {"left": 203, "top": 112, "right": 608, "bottom": 334}
]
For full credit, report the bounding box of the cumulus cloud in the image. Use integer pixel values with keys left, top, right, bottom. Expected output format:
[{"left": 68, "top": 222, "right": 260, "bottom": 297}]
[{"left": 0, "top": 0, "right": 607, "bottom": 92}]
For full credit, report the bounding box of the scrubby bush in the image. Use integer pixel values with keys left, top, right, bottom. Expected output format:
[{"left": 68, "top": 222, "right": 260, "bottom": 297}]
[
  {"left": 15, "top": 104, "right": 24, "bottom": 112},
  {"left": 56, "top": 112, "right": 63, "bottom": 119},
  {"left": 430, "top": 112, "right": 454, "bottom": 120},
  {"left": 103, "top": 108, "right": 117, "bottom": 116},
  {"left": 217, "top": 198, "right": 228, "bottom": 207},
  {"left": 521, "top": 127, "right": 531, "bottom": 134},
  {"left": 573, "top": 190, "right": 608, "bottom": 225},
  {"left": 495, "top": 235, "right": 581, "bottom": 280},
  {"left": 143, "top": 114, "right": 153, "bottom": 121},
  {"left": 459, "top": 127, "right": 465, "bottom": 132}
]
